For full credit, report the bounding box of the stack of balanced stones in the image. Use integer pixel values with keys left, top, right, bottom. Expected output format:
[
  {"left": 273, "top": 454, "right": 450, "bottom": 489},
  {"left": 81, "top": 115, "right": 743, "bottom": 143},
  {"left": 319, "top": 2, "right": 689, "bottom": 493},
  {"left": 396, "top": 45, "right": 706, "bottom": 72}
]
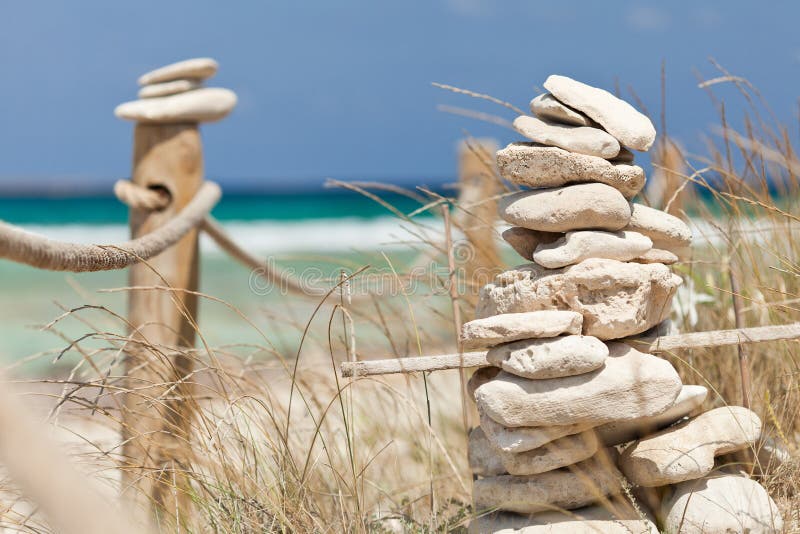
[
  {"left": 115, "top": 57, "right": 236, "bottom": 124},
  {"left": 463, "top": 75, "right": 783, "bottom": 533}
]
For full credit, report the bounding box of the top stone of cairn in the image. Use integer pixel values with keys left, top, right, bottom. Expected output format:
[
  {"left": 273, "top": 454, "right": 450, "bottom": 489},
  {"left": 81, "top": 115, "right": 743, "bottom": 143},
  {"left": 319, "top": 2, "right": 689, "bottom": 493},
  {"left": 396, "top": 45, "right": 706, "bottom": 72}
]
[
  {"left": 544, "top": 75, "right": 656, "bottom": 151},
  {"left": 137, "top": 57, "right": 219, "bottom": 86}
]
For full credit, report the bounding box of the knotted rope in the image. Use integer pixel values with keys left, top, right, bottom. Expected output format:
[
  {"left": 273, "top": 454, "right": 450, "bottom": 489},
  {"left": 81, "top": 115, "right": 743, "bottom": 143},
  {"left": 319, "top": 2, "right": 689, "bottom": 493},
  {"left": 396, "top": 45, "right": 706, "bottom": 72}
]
[{"left": 0, "top": 182, "right": 220, "bottom": 272}]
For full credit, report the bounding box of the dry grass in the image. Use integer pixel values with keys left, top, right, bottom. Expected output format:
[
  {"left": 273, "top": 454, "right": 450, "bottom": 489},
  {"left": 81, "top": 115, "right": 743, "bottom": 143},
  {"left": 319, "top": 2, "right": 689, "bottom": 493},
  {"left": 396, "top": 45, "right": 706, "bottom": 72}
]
[{"left": 2, "top": 63, "right": 800, "bottom": 532}]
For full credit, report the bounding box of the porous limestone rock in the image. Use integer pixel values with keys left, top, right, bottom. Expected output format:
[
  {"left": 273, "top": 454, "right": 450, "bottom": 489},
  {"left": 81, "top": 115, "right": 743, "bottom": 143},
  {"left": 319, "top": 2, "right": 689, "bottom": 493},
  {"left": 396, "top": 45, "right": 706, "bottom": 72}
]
[
  {"left": 138, "top": 79, "right": 202, "bottom": 99},
  {"left": 513, "top": 115, "right": 620, "bottom": 159},
  {"left": 469, "top": 426, "right": 506, "bottom": 476},
  {"left": 596, "top": 384, "right": 707, "bottom": 445},
  {"left": 661, "top": 475, "right": 783, "bottom": 534},
  {"left": 544, "top": 75, "right": 656, "bottom": 151},
  {"left": 460, "top": 310, "right": 583, "bottom": 350},
  {"left": 532, "top": 230, "right": 652, "bottom": 269},
  {"left": 497, "top": 431, "right": 599, "bottom": 476},
  {"left": 529, "top": 93, "right": 593, "bottom": 126},
  {"left": 624, "top": 203, "right": 692, "bottom": 253},
  {"left": 619, "top": 406, "right": 762, "bottom": 487},
  {"left": 137, "top": 57, "right": 218, "bottom": 86},
  {"left": 480, "top": 413, "right": 595, "bottom": 453},
  {"left": 476, "top": 259, "right": 683, "bottom": 340},
  {"left": 501, "top": 226, "right": 561, "bottom": 261},
  {"left": 633, "top": 248, "right": 679, "bottom": 265},
  {"left": 115, "top": 87, "right": 237, "bottom": 124},
  {"left": 475, "top": 343, "right": 681, "bottom": 428},
  {"left": 486, "top": 335, "right": 608, "bottom": 379},
  {"left": 473, "top": 454, "right": 623, "bottom": 515},
  {"left": 499, "top": 184, "right": 632, "bottom": 233},
  {"left": 496, "top": 143, "right": 645, "bottom": 198}
]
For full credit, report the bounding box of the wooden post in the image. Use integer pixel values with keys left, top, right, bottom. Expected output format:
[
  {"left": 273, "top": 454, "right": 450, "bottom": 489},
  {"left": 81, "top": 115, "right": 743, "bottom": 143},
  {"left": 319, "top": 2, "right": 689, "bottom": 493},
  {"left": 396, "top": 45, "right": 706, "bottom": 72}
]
[{"left": 122, "top": 123, "right": 203, "bottom": 525}]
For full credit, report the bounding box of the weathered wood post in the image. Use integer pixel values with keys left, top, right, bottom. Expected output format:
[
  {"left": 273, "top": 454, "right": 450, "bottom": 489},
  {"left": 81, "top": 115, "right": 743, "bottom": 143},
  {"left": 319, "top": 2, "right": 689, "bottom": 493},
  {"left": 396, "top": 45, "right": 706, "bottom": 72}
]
[{"left": 114, "top": 57, "right": 237, "bottom": 525}]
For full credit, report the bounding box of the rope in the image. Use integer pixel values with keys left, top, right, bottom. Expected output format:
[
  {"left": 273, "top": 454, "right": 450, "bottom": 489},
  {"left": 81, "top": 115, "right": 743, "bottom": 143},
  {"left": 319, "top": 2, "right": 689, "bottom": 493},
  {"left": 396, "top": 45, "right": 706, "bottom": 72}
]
[{"left": 0, "top": 182, "right": 220, "bottom": 272}]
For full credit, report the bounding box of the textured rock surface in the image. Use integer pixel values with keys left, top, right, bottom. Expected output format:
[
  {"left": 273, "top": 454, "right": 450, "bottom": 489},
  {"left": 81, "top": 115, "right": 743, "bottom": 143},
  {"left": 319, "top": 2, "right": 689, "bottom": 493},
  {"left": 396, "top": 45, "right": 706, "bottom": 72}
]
[
  {"left": 138, "top": 79, "right": 201, "bottom": 98},
  {"left": 633, "top": 248, "right": 679, "bottom": 265},
  {"left": 624, "top": 203, "right": 692, "bottom": 252},
  {"left": 513, "top": 115, "right": 620, "bottom": 159},
  {"left": 468, "top": 427, "right": 507, "bottom": 476},
  {"left": 544, "top": 75, "right": 656, "bottom": 151},
  {"left": 501, "top": 226, "right": 561, "bottom": 261},
  {"left": 469, "top": 503, "right": 658, "bottom": 534},
  {"left": 480, "top": 413, "right": 595, "bottom": 453},
  {"left": 498, "top": 431, "right": 599, "bottom": 476},
  {"left": 476, "top": 259, "right": 683, "bottom": 340},
  {"left": 499, "top": 184, "right": 632, "bottom": 233},
  {"left": 620, "top": 406, "right": 762, "bottom": 487},
  {"left": 473, "top": 454, "right": 623, "bottom": 514},
  {"left": 597, "top": 384, "right": 707, "bottom": 445},
  {"left": 529, "top": 93, "right": 593, "bottom": 126},
  {"left": 467, "top": 367, "right": 501, "bottom": 398},
  {"left": 138, "top": 57, "right": 218, "bottom": 86},
  {"left": 496, "top": 143, "right": 645, "bottom": 198},
  {"left": 115, "top": 87, "right": 237, "bottom": 124},
  {"left": 460, "top": 311, "right": 582, "bottom": 349},
  {"left": 661, "top": 475, "right": 783, "bottom": 533},
  {"left": 533, "top": 230, "right": 652, "bottom": 269},
  {"left": 475, "top": 343, "right": 682, "bottom": 427},
  {"left": 486, "top": 335, "right": 608, "bottom": 379}
]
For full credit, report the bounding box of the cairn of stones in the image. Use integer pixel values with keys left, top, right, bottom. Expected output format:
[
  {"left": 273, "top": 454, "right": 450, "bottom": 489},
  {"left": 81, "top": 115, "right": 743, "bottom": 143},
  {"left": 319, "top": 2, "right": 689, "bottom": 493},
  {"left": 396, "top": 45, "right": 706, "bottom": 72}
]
[{"left": 462, "top": 75, "right": 783, "bottom": 533}]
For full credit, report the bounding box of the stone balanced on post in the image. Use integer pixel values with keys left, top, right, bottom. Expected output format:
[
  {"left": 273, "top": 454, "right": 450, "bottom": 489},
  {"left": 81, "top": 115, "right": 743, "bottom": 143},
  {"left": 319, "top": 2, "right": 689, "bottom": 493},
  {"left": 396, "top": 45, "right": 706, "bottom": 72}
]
[{"left": 464, "top": 75, "right": 782, "bottom": 533}]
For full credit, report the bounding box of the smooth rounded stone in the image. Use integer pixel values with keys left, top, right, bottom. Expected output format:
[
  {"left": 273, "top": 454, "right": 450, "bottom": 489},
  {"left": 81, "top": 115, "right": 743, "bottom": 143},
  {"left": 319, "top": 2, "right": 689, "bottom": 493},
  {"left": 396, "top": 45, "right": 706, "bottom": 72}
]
[
  {"left": 633, "top": 248, "right": 678, "bottom": 265},
  {"left": 596, "top": 385, "right": 707, "bottom": 445},
  {"left": 137, "top": 57, "right": 218, "bottom": 86},
  {"left": 475, "top": 343, "right": 681, "bottom": 428},
  {"left": 619, "top": 406, "right": 762, "bottom": 487},
  {"left": 624, "top": 204, "right": 692, "bottom": 253},
  {"left": 473, "top": 455, "right": 623, "bottom": 515},
  {"left": 469, "top": 503, "right": 657, "bottom": 534},
  {"left": 460, "top": 311, "right": 583, "bottom": 350},
  {"left": 468, "top": 367, "right": 501, "bottom": 398},
  {"left": 476, "top": 259, "right": 683, "bottom": 340},
  {"left": 661, "top": 475, "right": 783, "bottom": 533},
  {"left": 115, "top": 88, "right": 237, "bottom": 124},
  {"left": 529, "top": 93, "right": 592, "bottom": 126},
  {"left": 138, "top": 79, "right": 202, "bottom": 99},
  {"left": 544, "top": 75, "right": 656, "bottom": 152},
  {"left": 499, "top": 183, "right": 632, "bottom": 233},
  {"left": 501, "top": 227, "right": 561, "bottom": 261},
  {"left": 513, "top": 115, "right": 620, "bottom": 159},
  {"left": 469, "top": 426, "right": 507, "bottom": 476},
  {"left": 496, "top": 143, "right": 645, "bottom": 198},
  {"left": 480, "top": 412, "right": 594, "bottom": 453},
  {"left": 498, "top": 431, "right": 599, "bottom": 476},
  {"left": 533, "top": 230, "right": 652, "bottom": 269},
  {"left": 486, "top": 335, "right": 608, "bottom": 379}
]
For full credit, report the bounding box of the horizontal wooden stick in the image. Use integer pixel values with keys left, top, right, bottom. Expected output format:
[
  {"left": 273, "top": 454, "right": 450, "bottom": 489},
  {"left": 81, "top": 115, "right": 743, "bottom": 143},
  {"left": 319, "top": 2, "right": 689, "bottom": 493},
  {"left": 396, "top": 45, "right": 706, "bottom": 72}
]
[{"left": 340, "top": 323, "right": 800, "bottom": 378}]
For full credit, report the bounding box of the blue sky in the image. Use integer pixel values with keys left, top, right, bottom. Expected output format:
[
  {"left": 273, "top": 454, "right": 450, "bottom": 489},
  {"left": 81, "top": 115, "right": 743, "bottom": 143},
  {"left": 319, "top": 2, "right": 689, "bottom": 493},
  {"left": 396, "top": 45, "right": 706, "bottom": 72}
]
[{"left": 0, "top": 1, "right": 798, "bottom": 192}]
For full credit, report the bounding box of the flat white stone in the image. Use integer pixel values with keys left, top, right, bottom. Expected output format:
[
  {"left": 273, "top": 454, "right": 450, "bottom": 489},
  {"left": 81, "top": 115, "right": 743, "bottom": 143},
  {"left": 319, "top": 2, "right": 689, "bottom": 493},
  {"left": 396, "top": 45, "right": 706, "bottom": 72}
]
[
  {"left": 477, "top": 259, "right": 683, "bottom": 340},
  {"left": 137, "top": 57, "right": 218, "bottom": 86},
  {"left": 496, "top": 143, "right": 645, "bottom": 198},
  {"left": 501, "top": 227, "right": 561, "bottom": 261},
  {"left": 624, "top": 203, "right": 692, "bottom": 252},
  {"left": 475, "top": 343, "right": 682, "bottom": 428},
  {"left": 480, "top": 412, "right": 595, "bottom": 453},
  {"left": 469, "top": 503, "right": 658, "bottom": 534},
  {"left": 529, "top": 93, "right": 592, "bottom": 126},
  {"left": 633, "top": 248, "right": 679, "bottom": 265},
  {"left": 497, "top": 430, "right": 599, "bottom": 476},
  {"left": 597, "top": 384, "right": 707, "bottom": 445},
  {"left": 513, "top": 115, "right": 620, "bottom": 159},
  {"left": 619, "top": 406, "right": 762, "bottom": 487},
  {"left": 499, "top": 183, "right": 632, "bottom": 233},
  {"left": 486, "top": 335, "right": 608, "bottom": 379},
  {"left": 473, "top": 454, "right": 623, "bottom": 515},
  {"left": 661, "top": 475, "right": 783, "bottom": 534},
  {"left": 115, "top": 88, "right": 237, "bottom": 124},
  {"left": 138, "top": 79, "right": 202, "bottom": 99},
  {"left": 544, "top": 75, "right": 656, "bottom": 151},
  {"left": 533, "top": 230, "right": 652, "bottom": 269},
  {"left": 460, "top": 311, "right": 582, "bottom": 350}
]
